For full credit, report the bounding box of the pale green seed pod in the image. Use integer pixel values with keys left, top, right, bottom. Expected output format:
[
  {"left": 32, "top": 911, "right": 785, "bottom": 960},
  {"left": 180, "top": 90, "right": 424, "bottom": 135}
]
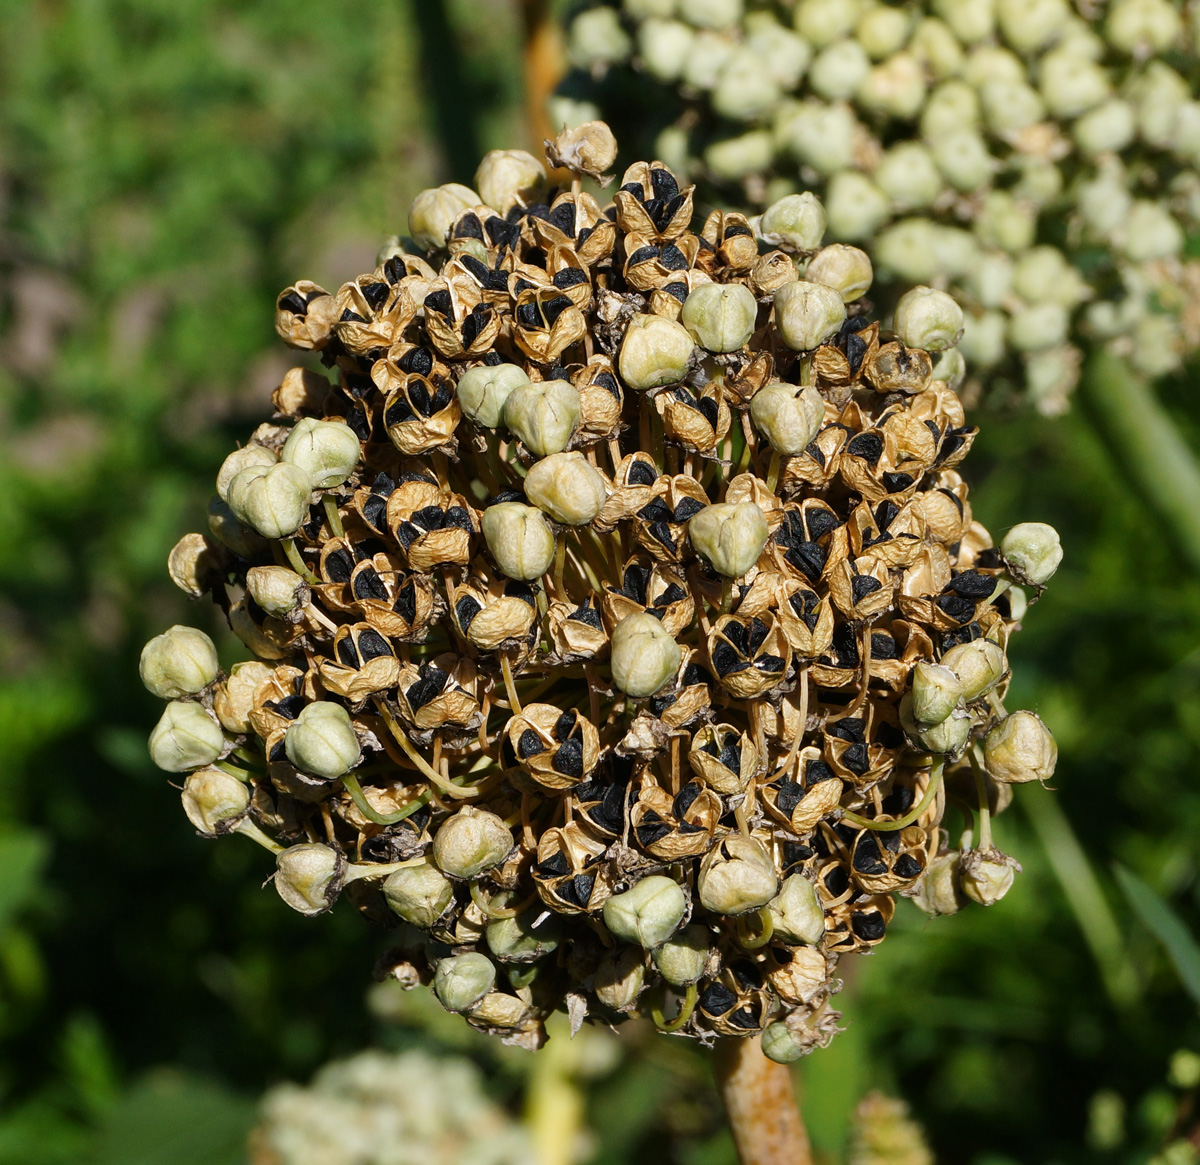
[
  {"left": 149, "top": 700, "right": 225, "bottom": 773},
  {"left": 900, "top": 694, "right": 970, "bottom": 755},
  {"left": 486, "top": 907, "right": 562, "bottom": 962},
  {"left": 434, "top": 953, "right": 497, "bottom": 1012},
  {"left": 698, "top": 835, "right": 779, "bottom": 915},
  {"left": 808, "top": 39, "right": 871, "bottom": 100},
  {"left": 980, "top": 79, "right": 1046, "bottom": 135},
  {"left": 217, "top": 444, "right": 276, "bottom": 503},
  {"left": 610, "top": 612, "right": 683, "bottom": 697},
  {"left": 793, "top": 0, "right": 861, "bottom": 47},
  {"left": 932, "top": 226, "right": 981, "bottom": 281},
  {"left": 457, "top": 363, "right": 530, "bottom": 429},
  {"left": 964, "top": 43, "right": 1024, "bottom": 88},
  {"left": 246, "top": 565, "right": 307, "bottom": 618},
  {"left": 761, "top": 1022, "right": 808, "bottom": 1064},
  {"left": 213, "top": 660, "right": 275, "bottom": 734},
  {"left": 227, "top": 461, "right": 313, "bottom": 540},
  {"left": 274, "top": 843, "right": 346, "bottom": 917},
  {"left": 1007, "top": 302, "right": 1069, "bottom": 352},
  {"left": 704, "top": 129, "right": 775, "bottom": 181},
  {"left": 964, "top": 251, "right": 1014, "bottom": 309},
  {"left": 974, "top": 191, "right": 1036, "bottom": 254},
  {"left": 911, "top": 661, "right": 964, "bottom": 727},
  {"left": 1116, "top": 201, "right": 1184, "bottom": 262},
  {"left": 546, "top": 95, "right": 601, "bottom": 133},
  {"left": 207, "top": 495, "right": 267, "bottom": 560},
  {"left": 984, "top": 711, "right": 1058, "bottom": 784},
  {"left": 281, "top": 417, "right": 360, "bottom": 489},
  {"left": 773, "top": 280, "right": 846, "bottom": 351},
  {"left": 603, "top": 875, "right": 688, "bottom": 948},
  {"left": 1001, "top": 521, "right": 1062, "bottom": 585},
  {"left": 857, "top": 4, "right": 910, "bottom": 59},
  {"left": 932, "top": 0, "right": 994, "bottom": 44},
  {"left": 713, "top": 47, "right": 782, "bottom": 120},
  {"left": 651, "top": 923, "right": 710, "bottom": 985},
  {"left": 1076, "top": 165, "right": 1133, "bottom": 236},
  {"left": 523, "top": 452, "right": 608, "bottom": 525},
  {"left": 931, "top": 347, "right": 967, "bottom": 390},
  {"left": 382, "top": 860, "right": 454, "bottom": 928},
  {"left": 806, "top": 244, "right": 873, "bottom": 302},
  {"left": 285, "top": 701, "right": 361, "bottom": 779},
  {"left": 181, "top": 767, "right": 251, "bottom": 836},
  {"left": 931, "top": 130, "right": 994, "bottom": 192},
  {"left": 995, "top": 0, "right": 1071, "bottom": 55},
  {"left": 940, "top": 638, "right": 1007, "bottom": 702},
  {"left": 655, "top": 124, "right": 694, "bottom": 177},
  {"left": 893, "top": 286, "right": 964, "bottom": 352},
  {"left": 618, "top": 314, "right": 695, "bottom": 389},
  {"left": 680, "top": 0, "right": 742, "bottom": 30},
  {"left": 502, "top": 378, "right": 581, "bottom": 455},
  {"left": 481, "top": 502, "right": 557, "bottom": 580},
  {"left": 909, "top": 17, "right": 964, "bottom": 79},
  {"left": 681, "top": 282, "right": 759, "bottom": 352},
  {"left": 874, "top": 143, "right": 942, "bottom": 213},
  {"left": 139, "top": 625, "right": 219, "bottom": 699},
  {"left": 568, "top": 6, "right": 632, "bottom": 69},
  {"left": 688, "top": 502, "right": 770, "bottom": 577},
  {"left": 594, "top": 947, "right": 646, "bottom": 1012},
  {"left": 1132, "top": 62, "right": 1189, "bottom": 148},
  {"left": 432, "top": 806, "right": 513, "bottom": 879},
  {"left": 1024, "top": 345, "right": 1082, "bottom": 415},
  {"left": 625, "top": 0, "right": 676, "bottom": 17},
  {"left": 757, "top": 191, "right": 826, "bottom": 253},
  {"left": 749, "top": 383, "right": 825, "bottom": 456},
  {"left": 1106, "top": 0, "right": 1182, "bottom": 55},
  {"left": 682, "top": 30, "right": 736, "bottom": 89},
  {"left": 1012, "top": 246, "right": 1089, "bottom": 308},
  {"left": 824, "top": 171, "right": 890, "bottom": 241},
  {"left": 474, "top": 149, "right": 545, "bottom": 215},
  {"left": 920, "top": 81, "right": 981, "bottom": 140},
  {"left": 875, "top": 219, "right": 944, "bottom": 283},
  {"left": 959, "top": 847, "right": 1020, "bottom": 907},
  {"left": 958, "top": 310, "right": 1007, "bottom": 368},
  {"left": 776, "top": 101, "right": 858, "bottom": 175},
  {"left": 857, "top": 53, "right": 926, "bottom": 120},
  {"left": 767, "top": 873, "right": 825, "bottom": 945},
  {"left": 639, "top": 18, "right": 695, "bottom": 81},
  {"left": 746, "top": 20, "right": 811, "bottom": 87},
  {"left": 408, "top": 183, "right": 479, "bottom": 252},
  {"left": 911, "top": 851, "right": 965, "bottom": 917},
  {"left": 1039, "top": 48, "right": 1110, "bottom": 119}
]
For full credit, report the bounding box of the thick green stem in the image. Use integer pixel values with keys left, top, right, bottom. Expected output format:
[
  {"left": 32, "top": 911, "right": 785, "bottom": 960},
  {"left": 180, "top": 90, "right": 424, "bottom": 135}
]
[{"left": 1081, "top": 350, "right": 1200, "bottom": 575}]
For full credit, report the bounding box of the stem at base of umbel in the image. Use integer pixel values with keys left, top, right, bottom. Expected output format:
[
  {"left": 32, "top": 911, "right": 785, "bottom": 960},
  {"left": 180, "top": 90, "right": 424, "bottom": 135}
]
[{"left": 713, "top": 1038, "right": 812, "bottom": 1165}]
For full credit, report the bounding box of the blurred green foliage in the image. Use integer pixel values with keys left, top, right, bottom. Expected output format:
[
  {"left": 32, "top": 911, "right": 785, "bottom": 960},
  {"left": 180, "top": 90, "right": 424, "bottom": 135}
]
[{"left": 1, "top": 1, "right": 1199, "bottom": 1162}]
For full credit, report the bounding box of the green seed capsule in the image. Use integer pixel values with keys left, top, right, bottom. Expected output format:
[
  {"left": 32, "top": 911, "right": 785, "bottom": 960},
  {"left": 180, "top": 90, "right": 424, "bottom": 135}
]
[
  {"left": 984, "top": 711, "right": 1058, "bottom": 783},
  {"left": 618, "top": 314, "right": 696, "bottom": 390},
  {"left": 280, "top": 417, "right": 360, "bottom": 489},
  {"left": 457, "top": 363, "right": 530, "bottom": 429},
  {"left": 681, "top": 282, "right": 759, "bottom": 352},
  {"left": 149, "top": 700, "right": 225, "bottom": 773},
  {"left": 431, "top": 807, "right": 513, "bottom": 879},
  {"left": 688, "top": 502, "right": 770, "bottom": 577},
  {"left": 481, "top": 502, "right": 557, "bottom": 580},
  {"left": 409, "top": 184, "right": 479, "bottom": 252},
  {"left": 139, "top": 625, "right": 219, "bottom": 699},
  {"left": 610, "top": 612, "right": 682, "bottom": 697},
  {"left": 773, "top": 280, "right": 845, "bottom": 351},
  {"left": 524, "top": 452, "right": 608, "bottom": 526},
  {"left": 502, "top": 379, "right": 581, "bottom": 455},
  {"left": 284, "top": 702, "right": 361, "bottom": 780},
  {"left": 767, "top": 873, "right": 825, "bottom": 945},
  {"left": 698, "top": 835, "right": 779, "bottom": 916},
  {"left": 893, "top": 286, "right": 964, "bottom": 353},
  {"left": 434, "top": 953, "right": 497, "bottom": 1012},
  {"left": 274, "top": 843, "right": 346, "bottom": 917},
  {"left": 603, "top": 875, "right": 688, "bottom": 948},
  {"left": 382, "top": 860, "right": 455, "bottom": 928},
  {"left": 1000, "top": 521, "right": 1063, "bottom": 584},
  {"left": 226, "top": 461, "right": 314, "bottom": 540},
  {"left": 749, "top": 383, "right": 825, "bottom": 456},
  {"left": 651, "top": 923, "right": 710, "bottom": 985},
  {"left": 181, "top": 767, "right": 251, "bottom": 836}
]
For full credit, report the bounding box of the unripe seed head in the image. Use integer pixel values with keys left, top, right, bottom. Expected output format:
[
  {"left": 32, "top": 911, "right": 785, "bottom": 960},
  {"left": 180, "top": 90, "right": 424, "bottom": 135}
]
[
  {"left": 431, "top": 806, "right": 513, "bottom": 879},
  {"left": 227, "top": 461, "right": 313, "bottom": 540},
  {"left": 894, "top": 286, "right": 964, "bottom": 352},
  {"left": 481, "top": 502, "right": 557, "bottom": 580},
  {"left": 409, "top": 184, "right": 479, "bottom": 252},
  {"left": 749, "top": 382, "right": 824, "bottom": 456},
  {"left": 524, "top": 452, "right": 608, "bottom": 525},
  {"left": 284, "top": 702, "right": 361, "bottom": 779},
  {"left": 139, "top": 625, "right": 219, "bottom": 699},
  {"left": 805, "top": 244, "right": 873, "bottom": 303},
  {"left": 457, "top": 363, "right": 530, "bottom": 428},
  {"left": 911, "top": 662, "right": 964, "bottom": 727},
  {"left": 217, "top": 444, "right": 276, "bottom": 502},
  {"left": 502, "top": 379, "right": 581, "bottom": 455},
  {"left": 959, "top": 847, "right": 1020, "bottom": 906},
  {"left": 213, "top": 660, "right": 274, "bottom": 734},
  {"left": 610, "top": 612, "right": 683, "bottom": 697},
  {"left": 757, "top": 193, "right": 826, "bottom": 253},
  {"left": 984, "top": 711, "right": 1057, "bottom": 783},
  {"left": 382, "top": 860, "right": 455, "bottom": 928},
  {"left": 681, "top": 282, "right": 759, "bottom": 352},
  {"left": 698, "top": 834, "right": 779, "bottom": 915},
  {"left": 474, "top": 149, "right": 545, "bottom": 215},
  {"left": 603, "top": 874, "right": 688, "bottom": 947},
  {"left": 767, "top": 873, "right": 825, "bottom": 945},
  {"left": 773, "top": 280, "right": 846, "bottom": 351},
  {"left": 618, "top": 314, "right": 696, "bottom": 389},
  {"left": 246, "top": 565, "right": 307, "bottom": 617},
  {"left": 594, "top": 946, "right": 646, "bottom": 1012},
  {"left": 280, "top": 418, "right": 360, "bottom": 489},
  {"left": 911, "top": 850, "right": 965, "bottom": 917},
  {"left": 1001, "top": 521, "right": 1063, "bottom": 585},
  {"left": 651, "top": 923, "right": 710, "bottom": 984},
  {"left": 940, "top": 638, "right": 1007, "bottom": 702},
  {"left": 689, "top": 502, "right": 770, "bottom": 577},
  {"left": 434, "top": 952, "right": 497, "bottom": 1012},
  {"left": 274, "top": 843, "right": 346, "bottom": 916},
  {"left": 181, "top": 767, "right": 250, "bottom": 836},
  {"left": 149, "top": 700, "right": 225, "bottom": 773}
]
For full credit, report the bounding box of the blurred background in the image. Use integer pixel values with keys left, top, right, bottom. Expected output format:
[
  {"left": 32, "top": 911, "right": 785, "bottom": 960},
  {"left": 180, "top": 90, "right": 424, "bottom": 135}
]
[{"left": 2, "top": 1, "right": 1200, "bottom": 1162}]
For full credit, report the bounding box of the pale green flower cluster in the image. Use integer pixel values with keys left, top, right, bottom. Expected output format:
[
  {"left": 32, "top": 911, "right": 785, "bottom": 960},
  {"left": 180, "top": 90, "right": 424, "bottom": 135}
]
[{"left": 558, "top": 0, "right": 1200, "bottom": 412}]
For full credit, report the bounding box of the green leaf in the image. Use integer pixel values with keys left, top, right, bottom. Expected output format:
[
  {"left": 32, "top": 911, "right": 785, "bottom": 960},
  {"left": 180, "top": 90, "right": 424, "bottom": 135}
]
[
  {"left": 0, "top": 832, "right": 49, "bottom": 935},
  {"left": 1114, "top": 864, "right": 1200, "bottom": 1009}
]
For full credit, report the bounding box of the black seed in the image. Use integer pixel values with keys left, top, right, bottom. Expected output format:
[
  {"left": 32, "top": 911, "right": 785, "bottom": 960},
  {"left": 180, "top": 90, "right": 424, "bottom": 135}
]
[
  {"left": 805, "top": 758, "right": 837, "bottom": 785},
  {"left": 423, "top": 289, "right": 452, "bottom": 316},
  {"left": 846, "top": 431, "right": 884, "bottom": 466},
  {"left": 673, "top": 782, "right": 702, "bottom": 818},
  {"left": 406, "top": 669, "right": 448, "bottom": 711},
  {"left": 853, "top": 834, "right": 887, "bottom": 875},
  {"left": 627, "top": 461, "right": 657, "bottom": 486},
  {"left": 852, "top": 911, "right": 886, "bottom": 941},
  {"left": 776, "top": 780, "right": 802, "bottom": 814},
  {"left": 537, "top": 852, "right": 570, "bottom": 876},
  {"left": 700, "top": 982, "right": 737, "bottom": 1016},
  {"left": 553, "top": 737, "right": 584, "bottom": 778},
  {"left": 570, "top": 602, "right": 602, "bottom": 629},
  {"left": 894, "top": 854, "right": 922, "bottom": 879},
  {"left": 356, "top": 628, "right": 392, "bottom": 662},
  {"left": 553, "top": 267, "right": 588, "bottom": 289},
  {"left": 393, "top": 581, "right": 417, "bottom": 624},
  {"left": 336, "top": 636, "right": 361, "bottom": 668},
  {"left": 325, "top": 547, "right": 355, "bottom": 583},
  {"left": 352, "top": 565, "right": 388, "bottom": 602},
  {"left": 673, "top": 497, "right": 706, "bottom": 522},
  {"left": 851, "top": 573, "right": 883, "bottom": 603},
  {"left": 518, "top": 729, "right": 545, "bottom": 759},
  {"left": 543, "top": 295, "right": 573, "bottom": 325},
  {"left": 871, "top": 632, "right": 898, "bottom": 660},
  {"left": 278, "top": 291, "right": 307, "bottom": 315},
  {"left": 455, "top": 595, "right": 482, "bottom": 634}
]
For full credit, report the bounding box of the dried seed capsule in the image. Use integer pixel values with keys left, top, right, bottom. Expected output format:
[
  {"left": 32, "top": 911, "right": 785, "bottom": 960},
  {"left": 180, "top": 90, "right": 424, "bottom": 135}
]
[
  {"left": 181, "top": 767, "right": 251, "bottom": 836},
  {"left": 697, "top": 835, "right": 779, "bottom": 915},
  {"left": 749, "top": 383, "right": 824, "bottom": 456},
  {"left": 761, "top": 1022, "right": 808, "bottom": 1064},
  {"left": 139, "top": 625, "right": 219, "bottom": 699},
  {"left": 959, "top": 847, "right": 1021, "bottom": 907},
  {"left": 246, "top": 566, "right": 307, "bottom": 618},
  {"left": 524, "top": 452, "right": 608, "bottom": 525},
  {"left": 805, "top": 244, "right": 873, "bottom": 303},
  {"left": 1001, "top": 521, "right": 1063, "bottom": 585},
  {"left": 594, "top": 947, "right": 647, "bottom": 1012},
  {"left": 167, "top": 533, "right": 222, "bottom": 598},
  {"left": 502, "top": 379, "right": 581, "bottom": 456},
  {"left": 280, "top": 418, "right": 360, "bottom": 489},
  {"left": 274, "top": 843, "right": 346, "bottom": 917},
  {"left": 681, "top": 282, "right": 758, "bottom": 352},
  {"left": 603, "top": 874, "right": 688, "bottom": 948},
  {"left": 941, "top": 638, "right": 1007, "bottom": 702},
  {"left": 216, "top": 444, "right": 276, "bottom": 502},
  {"left": 767, "top": 873, "right": 825, "bottom": 946},
  {"left": 688, "top": 502, "right": 769, "bottom": 578},
  {"left": 773, "top": 280, "right": 846, "bottom": 351},
  {"left": 910, "top": 661, "right": 964, "bottom": 726},
  {"left": 227, "top": 462, "right": 313, "bottom": 540},
  {"left": 911, "top": 851, "right": 965, "bottom": 917},
  {"left": 610, "top": 611, "right": 683, "bottom": 697},
  {"left": 213, "top": 661, "right": 274, "bottom": 734},
  {"left": 481, "top": 502, "right": 557, "bottom": 580},
  {"left": 984, "top": 711, "right": 1057, "bottom": 784},
  {"left": 149, "top": 700, "right": 225, "bottom": 773},
  {"left": 456, "top": 363, "right": 530, "bottom": 428},
  {"left": 284, "top": 702, "right": 361, "bottom": 780},
  {"left": 474, "top": 149, "right": 545, "bottom": 215},
  {"left": 382, "top": 860, "right": 455, "bottom": 928},
  {"left": 651, "top": 923, "right": 710, "bottom": 985},
  {"left": 893, "top": 287, "right": 964, "bottom": 353},
  {"left": 409, "top": 183, "right": 479, "bottom": 252},
  {"left": 757, "top": 192, "right": 826, "bottom": 252},
  {"left": 618, "top": 314, "right": 695, "bottom": 390},
  {"left": 434, "top": 953, "right": 497, "bottom": 1012},
  {"left": 431, "top": 807, "right": 513, "bottom": 879},
  {"left": 548, "top": 120, "right": 618, "bottom": 177}
]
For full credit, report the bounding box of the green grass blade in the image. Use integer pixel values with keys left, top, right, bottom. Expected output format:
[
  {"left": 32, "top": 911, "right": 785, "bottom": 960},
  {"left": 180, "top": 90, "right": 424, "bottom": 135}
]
[{"left": 1114, "top": 864, "right": 1200, "bottom": 1009}]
